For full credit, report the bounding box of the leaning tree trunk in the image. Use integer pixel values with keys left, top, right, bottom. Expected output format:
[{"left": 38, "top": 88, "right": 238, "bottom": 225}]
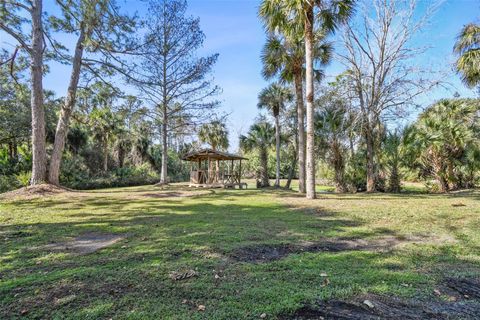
[
  {"left": 285, "top": 151, "right": 297, "bottom": 190},
  {"left": 30, "top": 0, "right": 47, "bottom": 185},
  {"left": 304, "top": 6, "right": 316, "bottom": 200},
  {"left": 293, "top": 71, "right": 306, "bottom": 194},
  {"left": 49, "top": 27, "right": 86, "bottom": 185},
  {"left": 274, "top": 114, "right": 281, "bottom": 187}
]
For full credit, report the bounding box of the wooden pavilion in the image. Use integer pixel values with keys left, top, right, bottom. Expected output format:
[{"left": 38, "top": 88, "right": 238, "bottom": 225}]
[{"left": 182, "top": 148, "right": 248, "bottom": 189}]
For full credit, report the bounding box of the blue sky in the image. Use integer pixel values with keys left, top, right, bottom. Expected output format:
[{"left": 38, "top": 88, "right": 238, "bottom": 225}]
[{"left": 3, "top": 0, "right": 479, "bottom": 150}]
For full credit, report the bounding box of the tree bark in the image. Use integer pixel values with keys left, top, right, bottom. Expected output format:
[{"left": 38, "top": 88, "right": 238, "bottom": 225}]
[
  {"left": 332, "top": 141, "right": 347, "bottom": 193},
  {"left": 160, "top": 108, "right": 168, "bottom": 183},
  {"left": 8, "top": 141, "right": 14, "bottom": 160},
  {"left": 48, "top": 27, "right": 86, "bottom": 185},
  {"left": 304, "top": 5, "right": 316, "bottom": 199},
  {"left": 274, "top": 114, "right": 281, "bottom": 187},
  {"left": 294, "top": 71, "right": 306, "bottom": 194},
  {"left": 103, "top": 138, "right": 108, "bottom": 172},
  {"left": 259, "top": 146, "right": 270, "bottom": 188},
  {"left": 285, "top": 151, "right": 297, "bottom": 190},
  {"left": 30, "top": 0, "right": 47, "bottom": 185},
  {"left": 13, "top": 138, "right": 18, "bottom": 160},
  {"left": 365, "top": 126, "right": 376, "bottom": 192}
]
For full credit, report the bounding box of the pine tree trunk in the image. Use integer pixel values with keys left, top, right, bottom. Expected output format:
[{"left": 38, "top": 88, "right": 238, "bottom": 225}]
[
  {"left": 49, "top": 27, "right": 86, "bottom": 185},
  {"left": 304, "top": 6, "right": 316, "bottom": 199},
  {"left": 160, "top": 108, "right": 168, "bottom": 184},
  {"left": 30, "top": 0, "right": 46, "bottom": 185},
  {"left": 274, "top": 114, "right": 281, "bottom": 187},
  {"left": 294, "top": 72, "right": 306, "bottom": 194}
]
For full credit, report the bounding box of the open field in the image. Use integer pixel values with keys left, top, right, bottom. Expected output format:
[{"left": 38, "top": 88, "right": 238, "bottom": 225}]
[{"left": 1, "top": 183, "right": 480, "bottom": 319}]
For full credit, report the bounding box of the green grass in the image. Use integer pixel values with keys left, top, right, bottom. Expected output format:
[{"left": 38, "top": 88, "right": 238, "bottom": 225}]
[{"left": 1, "top": 183, "right": 479, "bottom": 319}]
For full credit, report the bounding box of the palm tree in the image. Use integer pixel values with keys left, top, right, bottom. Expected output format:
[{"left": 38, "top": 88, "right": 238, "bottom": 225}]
[
  {"left": 239, "top": 119, "right": 275, "bottom": 188},
  {"left": 198, "top": 120, "right": 229, "bottom": 181},
  {"left": 404, "top": 99, "right": 479, "bottom": 192},
  {"left": 89, "top": 107, "right": 119, "bottom": 172},
  {"left": 260, "top": 32, "right": 332, "bottom": 193},
  {"left": 383, "top": 130, "right": 402, "bottom": 193},
  {"left": 259, "top": 0, "right": 355, "bottom": 199},
  {"left": 314, "top": 102, "right": 352, "bottom": 193},
  {"left": 257, "top": 83, "right": 292, "bottom": 187},
  {"left": 198, "top": 120, "right": 229, "bottom": 152},
  {"left": 454, "top": 23, "right": 480, "bottom": 88}
]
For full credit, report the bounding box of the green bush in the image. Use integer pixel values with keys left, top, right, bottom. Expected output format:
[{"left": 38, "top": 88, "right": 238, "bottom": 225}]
[
  {"left": 0, "top": 175, "right": 20, "bottom": 193},
  {"left": 15, "top": 171, "right": 31, "bottom": 187}
]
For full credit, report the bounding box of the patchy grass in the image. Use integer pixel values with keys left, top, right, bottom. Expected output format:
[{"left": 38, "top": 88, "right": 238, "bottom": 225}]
[{"left": 0, "top": 183, "right": 479, "bottom": 319}]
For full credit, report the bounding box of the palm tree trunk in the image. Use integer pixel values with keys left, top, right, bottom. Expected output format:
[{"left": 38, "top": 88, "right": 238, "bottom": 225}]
[
  {"left": 49, "top": 27, "right": 86, "bottom": 185},
  {"left": 304, "top": 5, "right": 316, "bottom": 199},
  {"left": 30, "top": 0, "right": 47, "bottom": 185},
  {"left": 332, "top": 141, "right": 347, "bottom": 193},
  {"left": 285, "top": 151, "right": 297, "bottom": 189},
  {"left": 103, "top": 139, "right": 108, "bottom": 172},
  {"left": 294, "top": 71, "right": 306, "bottom": 193},
  {"left": 260, "top": 146, "right": 270, "bottom": 188},
  {"left": 274, "top": 114, "right": 281, "bottom": 187}
]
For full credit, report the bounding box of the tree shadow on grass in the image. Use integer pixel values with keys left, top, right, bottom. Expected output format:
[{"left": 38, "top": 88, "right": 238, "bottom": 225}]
[{"left": 1, "top": 188, "right": 480, "bottom": 319}]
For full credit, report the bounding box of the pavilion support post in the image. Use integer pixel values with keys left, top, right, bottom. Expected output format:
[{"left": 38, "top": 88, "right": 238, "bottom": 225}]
[
  {"left": 208, "top": 156, "right": 211, "bottom": 184},
  {"left": 239, "top": 160, "right": 242, "bottom": 184}
]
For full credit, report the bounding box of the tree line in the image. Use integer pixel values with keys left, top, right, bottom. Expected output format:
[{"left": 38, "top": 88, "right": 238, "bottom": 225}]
[
  {"left": 240, "top": 0, "right": 479, "bottom": 195},
  {"left": 1, "top": 0, "right": 479, "bottom": 196},
  {"left": 0, "top": 0, "right": 219, "bottom": 191}
]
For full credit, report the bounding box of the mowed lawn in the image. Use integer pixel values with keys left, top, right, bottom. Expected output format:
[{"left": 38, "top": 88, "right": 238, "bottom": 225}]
[{"left": 1, "top": 184, "right": 480, "bottom": 319}]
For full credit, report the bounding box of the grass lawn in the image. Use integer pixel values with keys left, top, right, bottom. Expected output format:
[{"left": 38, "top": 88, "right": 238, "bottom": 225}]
[{"left": 1, "top": 183, "right": 480, "bottom": 319}]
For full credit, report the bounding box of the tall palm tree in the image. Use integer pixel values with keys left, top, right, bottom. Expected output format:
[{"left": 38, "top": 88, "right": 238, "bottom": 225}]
[
  {"left": 258, "top": 83, "right": 293, "bottom": 187},
  {"left": 259, "top": 0, "right": 355, "bottom": 199},
  {"left": 454, "top": 23, "right": 480, "bottom": 88},
  {"left": 260, "top": 32, "right": 332, "bottom": 193},
  {"left": 239, "top": 120, "right": 275, "bottom": 188}
]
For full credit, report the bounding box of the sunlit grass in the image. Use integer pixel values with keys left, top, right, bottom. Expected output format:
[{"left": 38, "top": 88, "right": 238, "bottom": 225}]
[{"left": 0, "top": 183, "right": 479, "bottom": 319}]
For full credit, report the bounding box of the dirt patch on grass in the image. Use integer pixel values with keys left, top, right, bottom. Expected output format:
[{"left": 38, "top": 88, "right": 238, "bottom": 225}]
[
  {"left": 3, "top": 278, "right": 136, "bottom": 318},
  {"left": 0, "top": 183, "right": 73, "bottom": 200},
  {"left": 445, "top": 277, "right": 480, "bottom": 299},
  {"left": 229, "top": 235, "right": 447, "bottom": 263},
  {"left": 41, "top": 232, "right": 126, "bottom": 255},
  {"left": 281, "top": 289, "right": 480, "bottom": 319}
]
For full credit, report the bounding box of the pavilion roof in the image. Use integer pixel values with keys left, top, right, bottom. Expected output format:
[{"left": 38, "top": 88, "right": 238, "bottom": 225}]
[{"left": 181, "top": 148, "right": 247, "bottom": 161}]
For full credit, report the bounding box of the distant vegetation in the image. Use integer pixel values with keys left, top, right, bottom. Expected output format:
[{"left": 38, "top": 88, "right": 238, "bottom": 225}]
[{"left": 0, "top": 0, "right": 479, "bottom": 196}]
